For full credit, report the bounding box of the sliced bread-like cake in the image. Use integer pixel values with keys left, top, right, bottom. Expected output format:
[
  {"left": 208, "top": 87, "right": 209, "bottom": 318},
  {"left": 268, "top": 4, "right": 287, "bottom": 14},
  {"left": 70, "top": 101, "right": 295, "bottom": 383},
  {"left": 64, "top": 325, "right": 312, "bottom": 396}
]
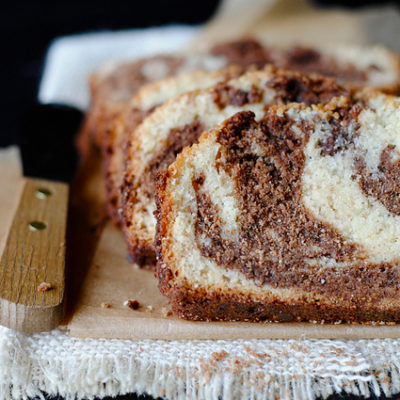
[
  {"left": 121, "top": 66, "right": 349, "bottom": 266},
  {"left": 77, "top": 39, "right": 270, "bottom": 155},
  {"left": 155, "top": 92, "right": 400, "bottom": 323}
]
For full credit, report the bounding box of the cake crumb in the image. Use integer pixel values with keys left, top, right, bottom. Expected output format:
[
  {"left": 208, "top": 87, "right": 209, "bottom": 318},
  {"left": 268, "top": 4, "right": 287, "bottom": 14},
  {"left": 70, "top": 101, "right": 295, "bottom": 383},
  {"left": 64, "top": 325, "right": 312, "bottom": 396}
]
[
  {"left": 124, "top": 300, "right": 140, "bottom": 310},
  {"left": 146, "top": 305, "right": 153, "bottom": 312},
  {"left": 211, "top": 350, "right": 228, "bottom": 362},
  {"left": 101, "top": 302, "right": 112, "bottom": 309},
  {"left": 162, "top": 306, "right": 172, "bottom": 317},
  {"left": 37, "top": 282, "right": 52, "bottom": 292},
  {"left": 336, "top": 348, "right": 344, "bottom": 356}
]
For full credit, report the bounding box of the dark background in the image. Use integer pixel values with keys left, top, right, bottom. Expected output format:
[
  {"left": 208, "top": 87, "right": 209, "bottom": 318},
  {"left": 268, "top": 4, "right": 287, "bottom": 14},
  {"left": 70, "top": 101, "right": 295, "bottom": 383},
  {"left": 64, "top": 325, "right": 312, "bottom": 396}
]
[{"left": 2, "top": 1, "right": 400, "bottom": 399}]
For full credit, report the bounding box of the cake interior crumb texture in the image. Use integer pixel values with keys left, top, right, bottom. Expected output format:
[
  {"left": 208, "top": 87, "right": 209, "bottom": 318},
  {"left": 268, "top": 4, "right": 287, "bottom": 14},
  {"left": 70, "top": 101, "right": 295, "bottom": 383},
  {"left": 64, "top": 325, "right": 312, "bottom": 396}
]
[
  {"left": 155, "top": 92, "right": 400, "bottom": 323},
  {"left": 123, "top": 67, "right": 349, "bottom": 266}
]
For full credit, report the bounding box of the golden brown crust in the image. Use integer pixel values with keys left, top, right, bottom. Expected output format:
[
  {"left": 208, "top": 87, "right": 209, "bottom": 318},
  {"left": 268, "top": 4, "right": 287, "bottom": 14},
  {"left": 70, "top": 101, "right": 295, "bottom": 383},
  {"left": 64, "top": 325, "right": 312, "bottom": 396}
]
[
  {"left": 103, "top": 106, "right": 149, "bottom": 225},
  {"left": 84, "top": 55, "right": 184, "bottom": 150},
  {"left": 161, "top": 282, "right": 400, "bottom": 323}
]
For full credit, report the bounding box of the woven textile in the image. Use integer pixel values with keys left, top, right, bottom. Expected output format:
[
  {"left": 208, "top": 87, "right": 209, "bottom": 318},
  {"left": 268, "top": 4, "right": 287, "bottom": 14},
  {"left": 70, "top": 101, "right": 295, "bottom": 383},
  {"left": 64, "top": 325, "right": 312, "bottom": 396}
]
[{"left": 1, "top": 326, "right": 400, "bottom": 400}]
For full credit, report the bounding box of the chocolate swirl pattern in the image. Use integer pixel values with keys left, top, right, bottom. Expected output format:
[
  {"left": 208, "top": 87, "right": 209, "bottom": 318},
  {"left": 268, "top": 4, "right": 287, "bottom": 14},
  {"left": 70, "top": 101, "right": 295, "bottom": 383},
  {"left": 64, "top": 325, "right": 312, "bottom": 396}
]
[
  {"left": 80, "top": 39, "right": 400, "bottom": 158},
  {"left": 122, "top": 67, "right": 348, "bottom": 266},
  {"left": 155, "top": 92, "right": 400, "bottom": 323},
  {"left": 303, "top": 94, "right": 400, "bottom": 264}
]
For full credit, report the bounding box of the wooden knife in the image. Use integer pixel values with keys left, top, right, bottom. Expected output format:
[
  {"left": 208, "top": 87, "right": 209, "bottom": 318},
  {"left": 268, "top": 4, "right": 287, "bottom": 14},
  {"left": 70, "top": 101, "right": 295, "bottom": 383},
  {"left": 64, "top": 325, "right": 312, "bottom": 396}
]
[{"left": 0, "top": 104, "right": 83, "bottom": 333}]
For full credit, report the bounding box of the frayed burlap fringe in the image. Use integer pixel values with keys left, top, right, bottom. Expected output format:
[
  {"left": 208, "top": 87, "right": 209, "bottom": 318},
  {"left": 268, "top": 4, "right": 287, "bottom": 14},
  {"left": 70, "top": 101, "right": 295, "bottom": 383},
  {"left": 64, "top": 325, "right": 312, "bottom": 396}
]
[{"left": 1, "top": 327, "right": 400, "bottom": 400}]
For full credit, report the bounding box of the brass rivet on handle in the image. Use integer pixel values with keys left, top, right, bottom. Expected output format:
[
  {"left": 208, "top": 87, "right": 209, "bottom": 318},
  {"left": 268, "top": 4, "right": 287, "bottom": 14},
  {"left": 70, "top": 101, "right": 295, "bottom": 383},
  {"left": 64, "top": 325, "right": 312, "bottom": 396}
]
[
  {"left": 28, "top": 221, "right": 47, "bottom": 231},
  {"left": 36, "top": 188, "right": 52, "bottom": 199}
]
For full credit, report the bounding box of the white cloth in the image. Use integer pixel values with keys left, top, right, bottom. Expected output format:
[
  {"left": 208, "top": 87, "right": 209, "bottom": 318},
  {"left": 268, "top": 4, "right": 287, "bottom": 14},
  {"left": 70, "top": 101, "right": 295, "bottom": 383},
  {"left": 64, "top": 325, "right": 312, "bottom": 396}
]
[
  {"left": 2, "top": 326, "right": 400, "bottom": 400},
  {"left": 2, "top": 25, "right": 400, "bottom": 400},
  {"left": 38, "top": 26, "right": 197, "bottom": 110}
]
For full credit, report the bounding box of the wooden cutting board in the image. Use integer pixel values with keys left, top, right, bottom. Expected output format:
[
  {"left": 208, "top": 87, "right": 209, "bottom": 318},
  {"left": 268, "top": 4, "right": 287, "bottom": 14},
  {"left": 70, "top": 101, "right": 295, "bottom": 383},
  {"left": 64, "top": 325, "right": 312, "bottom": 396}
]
[
  {"left": 64, "top": 150, "right": 400, "bottom": 340},
  {"left": 68, "top": 222, "right": 400, "bottom": 340},
  {"left": 66, "top": 0, "right": 400, "bottom": 340},
  {"left": 0, "top": 148, "right": 24, "bottom": 257}
]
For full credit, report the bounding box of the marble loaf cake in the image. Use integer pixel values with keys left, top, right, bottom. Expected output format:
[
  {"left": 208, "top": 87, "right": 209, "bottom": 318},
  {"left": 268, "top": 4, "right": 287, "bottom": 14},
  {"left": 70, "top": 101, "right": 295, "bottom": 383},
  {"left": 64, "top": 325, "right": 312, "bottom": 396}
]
[
  {"left": 155, "top": 92, "right": 400, "bottom": 323},
  {"left": 116, "top": 42, "right": 400, "bottom": 266}
]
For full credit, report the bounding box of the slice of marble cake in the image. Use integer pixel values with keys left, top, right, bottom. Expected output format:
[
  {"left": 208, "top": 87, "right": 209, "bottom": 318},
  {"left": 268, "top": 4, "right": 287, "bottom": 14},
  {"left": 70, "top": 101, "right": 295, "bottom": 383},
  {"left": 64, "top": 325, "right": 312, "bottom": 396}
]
[
  {"left": 79, "top": 39, "right": 400, "bottom": 156},
  {"left": 155, "top": 92, "right": 400, "bottom": 323}
]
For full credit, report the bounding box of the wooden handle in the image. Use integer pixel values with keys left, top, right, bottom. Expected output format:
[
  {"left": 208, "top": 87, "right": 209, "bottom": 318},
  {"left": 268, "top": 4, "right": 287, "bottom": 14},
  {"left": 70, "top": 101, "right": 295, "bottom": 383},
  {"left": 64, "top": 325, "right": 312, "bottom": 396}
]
[{"left": 0, "top": 177, "right": 68, "bottom": 333}]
